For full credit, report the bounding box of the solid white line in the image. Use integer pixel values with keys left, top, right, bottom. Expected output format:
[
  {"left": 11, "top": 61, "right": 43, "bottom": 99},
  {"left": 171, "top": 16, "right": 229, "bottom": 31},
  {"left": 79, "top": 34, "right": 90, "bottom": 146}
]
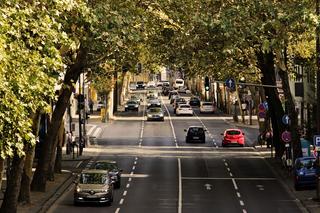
[
  {"left": 119, "top": 198, "right": 124, "bottom": 205},
  {"left": 237, "top": 192, "right": 241, "bottom": 198},
  {"left": 232, "top": 178, "right": 238, "bottom": 190},
  {"left": 161, "top": 96, "right": 178, "bottom": 147},
  {"left": 76, "top": 161, "right": 82, "bottom": 168},
  {"left": 87, "top": 125, "right": 97, "bottom": 136},
  {"left": 240, "top": 200, "right": 244, "bottom": 206},
  {"left": 182, "top": 177, "right": 276, "bottom": 180},
  {"left": 178, "top": 158, "right": 182, "bottom": 213},
  {"left": 115, "top": 208, "right": 120, "bottom": 213},
  {"left": 123, "top": 191, "right": 127, "bottom": 196},
  {"left": 93, "top": 127, "right": 102, "bottom": 137},
  {"left": 126, "top": 183, "right": 130, "bottom": 188}
]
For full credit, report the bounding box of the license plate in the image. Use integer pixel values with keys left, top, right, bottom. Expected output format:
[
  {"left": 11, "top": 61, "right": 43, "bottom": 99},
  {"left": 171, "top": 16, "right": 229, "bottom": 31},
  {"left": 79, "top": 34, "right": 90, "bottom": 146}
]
[
  {"left": 231, "top": 141, "right": 238, "bottom": 143},
  {"left": 87, "top": 195, "right": 97, "bottom": 198},
  {"left": 193, "top": 137, "right": 199, "bottom": 139}
]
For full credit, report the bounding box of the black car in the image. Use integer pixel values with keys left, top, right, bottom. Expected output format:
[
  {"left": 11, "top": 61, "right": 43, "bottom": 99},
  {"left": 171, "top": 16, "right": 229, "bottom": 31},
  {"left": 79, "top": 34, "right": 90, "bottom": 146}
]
[
  {"left": 185, "top": 126, "right": 206, "bottom": 143},
  {"left": 136, "top": 81, "right": 145, "bottom": 89},
  {"left": 93, "top": 160, "right": 122, "bottom": 189},
  {"left": 125, "top": 100, "right": 139, "bottom": 111},
  {"left": 189, "top": 97, "right": 200, "bottom": 107}
]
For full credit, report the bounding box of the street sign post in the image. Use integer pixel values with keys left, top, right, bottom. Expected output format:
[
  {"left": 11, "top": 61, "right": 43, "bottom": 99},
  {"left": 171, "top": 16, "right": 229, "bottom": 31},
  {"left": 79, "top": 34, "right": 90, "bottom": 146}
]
[
  {"left": 225, "top": 78, "right": 235, "bottom": 90},
  {"left": 262, "top": 101, "right": 268, "bottom": 111},
  {"left": 282, "top": 114, "right": 290, "bottom": 125},
  {"left": 314, "top": 135, "right": 320, "bottom": 148},
  {"left": 281, "top": 130, "right": 292, "bottom": 143}
]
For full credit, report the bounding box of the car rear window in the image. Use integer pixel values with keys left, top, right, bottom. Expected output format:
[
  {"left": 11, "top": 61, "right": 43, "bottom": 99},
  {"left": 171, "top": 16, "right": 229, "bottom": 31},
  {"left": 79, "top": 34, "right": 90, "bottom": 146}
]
[
  {"left": 180, "top": 105, "right": 190, "bottom": 108},
  {"left": 189, "top": 128, "right": 204, "bottom": 134},
  {"left": 149, "top": 108, "right": 161, "bottom": 112},
  {"left": 226, "top": 130, "right": 241, "bottom": 135},
  {"left": 202, "top": 102, "right": 212, "bottom": 106},
  {"left": 176, "top": 80, "right": 183, "bottom": 84}
]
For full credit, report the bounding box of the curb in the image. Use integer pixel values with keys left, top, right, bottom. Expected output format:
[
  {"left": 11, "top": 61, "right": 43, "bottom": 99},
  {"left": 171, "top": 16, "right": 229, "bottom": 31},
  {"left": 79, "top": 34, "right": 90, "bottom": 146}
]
[{"left": 36, "top": 172, "right": 74, "bottom": 213}]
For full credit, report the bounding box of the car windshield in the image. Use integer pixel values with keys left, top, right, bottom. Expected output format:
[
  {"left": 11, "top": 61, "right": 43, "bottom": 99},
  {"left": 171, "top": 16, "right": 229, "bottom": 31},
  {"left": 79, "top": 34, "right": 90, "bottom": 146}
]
[
  {"left": 296, "top": 158, "right": 316, "bottom": 169},
  {"left": 94, "top": 162, "right": 117, "bottom": 170},
  {"left": 149, "top": 108, "right": 161, "bottom": 113},
  {"left": 226, "top": 130, "right": 241, "bottom": 135},
  {"left": 189, "top": 128, "right": 204, "bottom": 134},
  {"left": 79, "top": 173, "right": 108, "bottom": 184},
  {"left": 127, "top": 101, "right": 137, "bottom": 104}
]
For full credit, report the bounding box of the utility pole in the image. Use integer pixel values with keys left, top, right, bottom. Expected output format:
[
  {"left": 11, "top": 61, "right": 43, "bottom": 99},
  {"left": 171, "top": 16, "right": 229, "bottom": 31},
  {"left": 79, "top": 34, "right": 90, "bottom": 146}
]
[{"left": 316, "top": 0, "right": 320, "bottom": 201}]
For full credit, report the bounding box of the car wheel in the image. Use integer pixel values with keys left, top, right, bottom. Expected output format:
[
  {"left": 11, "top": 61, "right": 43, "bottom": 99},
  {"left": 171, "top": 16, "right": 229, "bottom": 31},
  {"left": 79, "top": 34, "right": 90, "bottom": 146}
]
[
  {"left": 73, "top": 200, "right": 80, "bottom": 206},
  {"left": 186, "top": 138, "right": 189, "bottom": 143},
  {"left": 115, "top": 181, "right": 121, "bottom": 189}
]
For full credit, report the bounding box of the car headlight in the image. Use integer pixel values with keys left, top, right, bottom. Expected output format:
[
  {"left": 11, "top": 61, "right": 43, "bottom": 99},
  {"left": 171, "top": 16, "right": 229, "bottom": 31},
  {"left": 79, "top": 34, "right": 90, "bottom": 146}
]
[
  {"left": 135, "top": 104, "right": 139, "bottom": 107},
  {"left": 147, "top": 103, "right": 151, "bottom": 106},
  {"left": 125, "top": 105, "right": 128, "bottom": 108},
  {"left": 299, "top": 171, "right": 304, "bottom": 176},
  {"left": 159, "top": 113, "right": 164, "bottom": 117},
  {"left": 147, "top": 114, "right": 152, "bottom": 117},
  {"left": 76, "top": 186, "right": 81, "bottom": 193}
]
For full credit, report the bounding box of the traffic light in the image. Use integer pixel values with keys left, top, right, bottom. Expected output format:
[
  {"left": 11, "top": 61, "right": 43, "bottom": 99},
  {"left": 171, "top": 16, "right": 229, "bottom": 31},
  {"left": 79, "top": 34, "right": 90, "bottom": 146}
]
[
  {"left": 77, "top": 94, "right": 85, "bottom": 110},
  {"left": 204, "top": 76, "right": 210, "bottom": 91}
]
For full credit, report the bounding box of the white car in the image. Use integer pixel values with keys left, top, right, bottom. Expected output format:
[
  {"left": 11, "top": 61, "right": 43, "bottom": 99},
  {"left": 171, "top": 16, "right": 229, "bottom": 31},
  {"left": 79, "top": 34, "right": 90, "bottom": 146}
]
[
  {"left": 176, "top": 104, "right": 193, "bottom": 116},
  {"left": 200, "top": 102, "right": 215, "bottom": 113},
  {"left": 147, "top": 81, "right": 156, "bottom": 88}
]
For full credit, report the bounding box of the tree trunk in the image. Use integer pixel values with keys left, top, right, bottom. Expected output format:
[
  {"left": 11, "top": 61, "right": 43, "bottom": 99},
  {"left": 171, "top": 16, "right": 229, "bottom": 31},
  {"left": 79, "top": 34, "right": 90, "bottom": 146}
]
[
  {"left": 256, "top": 50, "right": 285, "bottom": 158},
  {"left": 54, "top": 122, "right": 65, "bottom": 174},
  {"left": 0, "top": 155, "right": 25, "bottom": 213},
  {"left": 31, "top": 46, "right": 88, "bottom": 192},
  {"left": 0, "top": 158, "right": 4, "bottom": 192},
  {"left": 276, "top": 50, "right": 302, "bottom": 160},
  {"left": 19, "top": 112, "right": 41, "bottom": 204}
]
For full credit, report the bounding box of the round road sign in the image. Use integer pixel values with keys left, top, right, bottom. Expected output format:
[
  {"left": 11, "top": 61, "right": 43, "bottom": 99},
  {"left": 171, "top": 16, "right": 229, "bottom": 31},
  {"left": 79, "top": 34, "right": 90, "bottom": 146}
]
[
  {"left": 258, "top": 111, "right": 266, "bottom": 118},
  {"left": 281, "top": 131, "right": 292, "bottom": 143}
]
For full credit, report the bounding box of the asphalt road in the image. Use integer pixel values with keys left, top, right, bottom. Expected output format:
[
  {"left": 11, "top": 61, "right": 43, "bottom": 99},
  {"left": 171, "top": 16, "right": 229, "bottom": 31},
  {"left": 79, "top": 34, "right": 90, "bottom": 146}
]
[{"left": 48, "top": 89, "right": 305, "bottom": 213}]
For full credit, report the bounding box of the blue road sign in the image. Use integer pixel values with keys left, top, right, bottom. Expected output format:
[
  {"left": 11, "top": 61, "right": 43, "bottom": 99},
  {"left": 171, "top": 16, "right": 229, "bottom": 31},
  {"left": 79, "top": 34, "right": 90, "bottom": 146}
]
[
  {"left": 313, "top": 135, "right": 320, "bottom": 147},
  {"left": 225, "top": 78, "right": 235, "bottom": 90},
  {"left": 282, "top": 114, "right": 290, "bottom": 125},
  {"left": 258, "top": 111, "right": 266, "bottom": 118},
  {"left": 263, "top": 101, "right": 268, "bottom": 111}
]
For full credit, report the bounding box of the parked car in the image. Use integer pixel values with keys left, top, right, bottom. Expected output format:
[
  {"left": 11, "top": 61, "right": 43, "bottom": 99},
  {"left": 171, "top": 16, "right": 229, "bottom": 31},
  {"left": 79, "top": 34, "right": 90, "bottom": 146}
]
[
  {"left": 136, "top": 81, "right": 145, "bottom": 89},
  {"left": 185, "top": 126, "right": 206, "bottom": 143},
  {"left": 176, "top": 104, "right": 193, "bottom": 116},
  {"left": 146, "top": 107, "right": 165, "bottom": 121},
  {"left": 93, "top": 160, "right": 122, "bottom": 189},
  {"left": 200, "top": 101, "right": 215, "bottom": 113},
  {"left": 129, "top": 82, "right": 136, "bottom": 91},
  {"left": 294, "top": 157, "right": 318, "bottom": 190},
  {"left": 189, "top": 96, "right": 200, "bottom": 107},
  {"left": 147, "top": 98, "right": 161, "bottom": 109},
  {"left": 125, "top": 100, "right": 139, "bottom": 111},
  {"left": 73, "top": 169, "right": 114, "bottom": 205},
  {"left": 221, "top": 129, "right": 245, "bottom": 147}
]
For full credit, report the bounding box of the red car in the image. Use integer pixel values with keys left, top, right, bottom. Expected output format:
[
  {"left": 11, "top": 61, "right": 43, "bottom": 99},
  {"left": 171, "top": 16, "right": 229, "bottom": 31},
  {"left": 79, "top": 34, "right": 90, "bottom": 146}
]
[{"left": 221, "top": 129, "right": 245, "bottom": 147}]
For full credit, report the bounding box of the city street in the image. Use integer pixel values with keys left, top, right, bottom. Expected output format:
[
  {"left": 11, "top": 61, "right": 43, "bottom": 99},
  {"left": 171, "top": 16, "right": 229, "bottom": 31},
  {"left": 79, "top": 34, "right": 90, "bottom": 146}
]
[{"left": 47, "top": 90, "right": 306, "bottom": 213}]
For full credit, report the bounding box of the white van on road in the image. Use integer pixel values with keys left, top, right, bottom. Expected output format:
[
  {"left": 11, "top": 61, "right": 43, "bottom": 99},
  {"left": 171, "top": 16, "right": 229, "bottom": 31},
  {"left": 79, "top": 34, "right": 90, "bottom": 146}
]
[{"left": 174, "top": 79, "right": 184, "bottom": 89}]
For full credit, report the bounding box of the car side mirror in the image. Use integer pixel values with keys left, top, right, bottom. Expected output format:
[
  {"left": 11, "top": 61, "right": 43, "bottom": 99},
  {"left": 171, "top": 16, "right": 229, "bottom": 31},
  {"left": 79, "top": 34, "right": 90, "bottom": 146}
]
[
  {"left": 242, "top": 133, "right": 245, "bottom": 135},
  {"left": 119, "top": 169, "right": 123, "bottom": 172},
  {"left": 220, "top": 133, "right": 223, "bottom": 135},
  {"left": 184, "top": 129, "right": 187, "bottom": 132}
]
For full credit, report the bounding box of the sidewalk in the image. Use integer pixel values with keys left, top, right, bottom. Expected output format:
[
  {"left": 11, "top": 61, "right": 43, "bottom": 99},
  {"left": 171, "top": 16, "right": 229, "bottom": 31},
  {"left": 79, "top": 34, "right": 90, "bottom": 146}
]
[
  {"left": 229, "top": 119, "right": 320, "bottom": 213},
  {"left": 14, "top": 153, "right": 91, "bottom": 213}
]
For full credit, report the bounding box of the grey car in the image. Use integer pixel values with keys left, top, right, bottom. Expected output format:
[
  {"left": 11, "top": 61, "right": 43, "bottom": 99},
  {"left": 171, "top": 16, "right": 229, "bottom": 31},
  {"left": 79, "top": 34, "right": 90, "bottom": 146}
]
[
  {"left": 73, "top": 170, "right": 114, "bottom": 205},
  {"left": 125, "top": 100, "right": 139, "bottom": 111},
  {"left": 146, "top": 107, "right": 164, "bottom": 121}
]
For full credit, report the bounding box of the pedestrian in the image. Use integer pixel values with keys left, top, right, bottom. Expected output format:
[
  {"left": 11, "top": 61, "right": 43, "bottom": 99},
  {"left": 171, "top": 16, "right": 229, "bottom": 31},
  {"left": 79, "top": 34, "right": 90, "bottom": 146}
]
[
  {"left": 265, "top": 130, "right": 273, "bottom": 148},
  {"left": 66, "top": 131, "right": 73, "bottom": 154},
  {"left": 89, "top": 99, "right": 94, "bottom": 114}
]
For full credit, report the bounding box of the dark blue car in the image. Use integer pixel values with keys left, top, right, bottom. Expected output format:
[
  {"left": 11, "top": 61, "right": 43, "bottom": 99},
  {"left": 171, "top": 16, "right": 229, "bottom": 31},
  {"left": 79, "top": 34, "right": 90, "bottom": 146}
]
[{"left": 294, "top": 157, "right": 318, "bottom": 190}]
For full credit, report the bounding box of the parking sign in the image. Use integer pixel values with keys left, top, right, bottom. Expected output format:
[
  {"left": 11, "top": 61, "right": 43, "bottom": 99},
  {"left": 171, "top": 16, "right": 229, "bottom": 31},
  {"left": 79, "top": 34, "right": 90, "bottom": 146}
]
[{"left": 313, "top": 135, "right": 320, "bottom": 148}]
